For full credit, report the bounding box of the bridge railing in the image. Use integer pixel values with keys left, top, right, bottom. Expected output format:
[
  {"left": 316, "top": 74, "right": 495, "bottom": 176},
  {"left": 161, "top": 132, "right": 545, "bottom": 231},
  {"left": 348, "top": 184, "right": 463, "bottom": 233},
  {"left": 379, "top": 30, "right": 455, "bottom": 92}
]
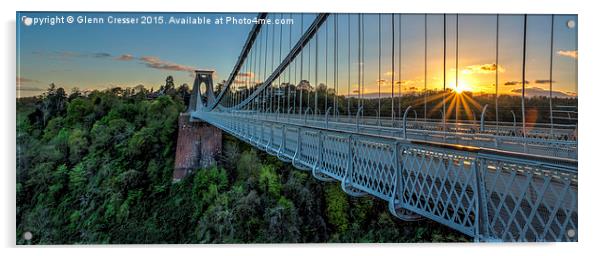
[
  {"left": 223, "top": 110, "right": 577, "bottom": 159},
  {"left": 193, "top": 110, "right": 577, "bottom": 242}
]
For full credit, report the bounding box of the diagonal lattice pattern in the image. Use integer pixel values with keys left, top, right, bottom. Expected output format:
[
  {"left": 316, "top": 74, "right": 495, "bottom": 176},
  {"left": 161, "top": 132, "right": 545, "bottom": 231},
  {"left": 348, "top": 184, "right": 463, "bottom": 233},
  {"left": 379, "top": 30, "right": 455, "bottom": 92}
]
[
  {"left": 399, "top": 144, "right": 478, "bottom": 236},
  {"left": 319, "top": 134, "right": 349, "bottom": 180},
  {"left": 297, "top": 130, "right": 320, "bottom": 167},
  {"left": 195, "top": 111, "right": 577, "bottom": 242},
  {"left": 351, "top": 139, "right": 396, "bottom": 200},
  {"left": 479, "top": 156, "right": 578, "bottom": 242}
]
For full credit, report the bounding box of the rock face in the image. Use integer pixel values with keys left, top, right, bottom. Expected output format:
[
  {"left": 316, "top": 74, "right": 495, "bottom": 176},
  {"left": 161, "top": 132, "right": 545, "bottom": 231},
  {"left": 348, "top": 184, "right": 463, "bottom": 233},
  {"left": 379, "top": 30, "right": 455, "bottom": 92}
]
[{"left": 173, "top": 113, "right": 222, "bottom": 182}]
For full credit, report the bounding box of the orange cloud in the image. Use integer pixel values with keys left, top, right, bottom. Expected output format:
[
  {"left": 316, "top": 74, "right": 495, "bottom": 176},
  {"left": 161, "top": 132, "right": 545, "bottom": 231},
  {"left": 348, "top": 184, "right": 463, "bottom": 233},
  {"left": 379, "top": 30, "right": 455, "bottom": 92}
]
[
  {"left": 462, "top": 63, "right": 505, "bottom": 75},
  {"left": 238, "top": 72, "right": 255, "bottom": 78}
]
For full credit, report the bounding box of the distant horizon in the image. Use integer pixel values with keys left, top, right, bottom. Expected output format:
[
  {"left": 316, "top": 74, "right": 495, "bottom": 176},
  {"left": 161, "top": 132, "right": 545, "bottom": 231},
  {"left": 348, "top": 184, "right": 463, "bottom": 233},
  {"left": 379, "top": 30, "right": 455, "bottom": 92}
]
[
  {"left": 16, "top": 79, "right": 577, "bottom": 100},
  {"left": 17, "top": 12, "right": 578, "bottom": 99}
]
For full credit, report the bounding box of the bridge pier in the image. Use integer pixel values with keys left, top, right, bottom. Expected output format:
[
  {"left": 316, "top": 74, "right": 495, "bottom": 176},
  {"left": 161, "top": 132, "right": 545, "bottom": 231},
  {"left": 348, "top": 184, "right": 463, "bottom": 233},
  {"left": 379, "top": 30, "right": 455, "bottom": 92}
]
[{"left": 173, "top": 112, "right": 222, "bottom": 182}]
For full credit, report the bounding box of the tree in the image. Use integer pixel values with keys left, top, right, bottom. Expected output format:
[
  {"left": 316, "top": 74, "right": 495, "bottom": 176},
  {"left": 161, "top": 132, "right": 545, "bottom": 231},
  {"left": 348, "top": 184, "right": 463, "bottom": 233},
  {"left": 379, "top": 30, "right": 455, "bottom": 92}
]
[
  {"left": 324, "top": 183, "right": 349, "bottom": 234},
  {"left": 16, "top": 83, "right": 469, "bottom": 244}
]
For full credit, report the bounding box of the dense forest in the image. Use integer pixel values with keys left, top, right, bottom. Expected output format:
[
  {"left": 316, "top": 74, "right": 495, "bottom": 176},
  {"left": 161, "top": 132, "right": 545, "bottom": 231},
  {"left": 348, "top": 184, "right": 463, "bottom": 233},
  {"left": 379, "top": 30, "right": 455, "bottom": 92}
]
[
  {"left": 16, "top": 77, "right": 469, "bottom": 244},
  {"left": 225, "top": 81, "right": 578, "bottom": 126}
]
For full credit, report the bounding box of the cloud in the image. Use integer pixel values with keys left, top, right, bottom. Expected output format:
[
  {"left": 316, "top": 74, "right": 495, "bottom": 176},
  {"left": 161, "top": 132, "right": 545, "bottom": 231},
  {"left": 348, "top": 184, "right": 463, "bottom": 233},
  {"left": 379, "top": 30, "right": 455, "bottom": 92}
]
[
  {"left": 138, "top": 56, "right": 197, "bottom": 73},
  {"left": 17, "top": 86, "right": 46, "bottom": 91},
  {"left": 534, "top": 79, "right": 556, "bottom": 84},
  {"left": 116, "top": 54, "right": 134, "bottom": 61},
  {"left": 504, "top": 80, "right": 529, "bottom": 86},
  {"left": 34, "top": 50, "right": 199, "bottom": 74},
  {"left": 238, "top": 72, "right": 255, "bottom": 78},
  {"left": 557, "top": 50, "right": 578, "bottom": 59},
  {"left": 510, "top": 86, "right": 576, "bottom": 98},
  {"left": 17, "top": 76, "right": 41, "bottom": 84},
  {"left": 233, "top": 79, "right": 253, "bottom": 85},
  {"left": 504, "top": 79, "right": 555, "bottom": 86},
  {"left": 92, "top": 52, "right": 111, "bottom": 58},
  {"left": 463, "top": 63, "right": 505, "bottom": 75},
  {"left": 33, "top": 51, "right": 112, "bottom": 59},
  {"left": 16, "top": 77, "right": 45, "bottom": 91}
]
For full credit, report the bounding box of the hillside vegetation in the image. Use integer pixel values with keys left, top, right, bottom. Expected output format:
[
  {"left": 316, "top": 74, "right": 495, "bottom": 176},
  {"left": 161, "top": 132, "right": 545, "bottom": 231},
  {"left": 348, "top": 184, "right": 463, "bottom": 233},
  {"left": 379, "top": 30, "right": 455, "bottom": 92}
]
[{"left": 16, "top": 80, "right": 468, "bottom": 244}]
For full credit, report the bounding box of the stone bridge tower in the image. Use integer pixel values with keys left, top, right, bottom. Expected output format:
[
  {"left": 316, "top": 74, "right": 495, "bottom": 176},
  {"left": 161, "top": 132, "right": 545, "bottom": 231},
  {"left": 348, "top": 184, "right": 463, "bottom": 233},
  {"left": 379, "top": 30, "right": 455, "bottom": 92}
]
[{"left": 173, "top": 70, "right": 222, "bottom": 182}]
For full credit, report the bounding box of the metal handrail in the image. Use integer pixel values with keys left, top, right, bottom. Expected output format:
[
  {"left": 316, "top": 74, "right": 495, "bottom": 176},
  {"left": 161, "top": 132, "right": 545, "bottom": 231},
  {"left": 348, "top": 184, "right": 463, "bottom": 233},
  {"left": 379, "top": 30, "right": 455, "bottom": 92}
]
[
  {"left": 356, "top": 106, "right": 364, "bottom": 132},
  {"left": 207, "top": 111, "right": 576, "bottom": 167}
]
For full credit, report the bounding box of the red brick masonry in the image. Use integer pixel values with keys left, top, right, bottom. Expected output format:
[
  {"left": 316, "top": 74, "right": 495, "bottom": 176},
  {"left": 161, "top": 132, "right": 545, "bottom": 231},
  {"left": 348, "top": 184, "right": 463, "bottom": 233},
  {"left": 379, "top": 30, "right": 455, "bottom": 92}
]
[{"left": 173, "top": 113, "right": 222, "bottom": 182}]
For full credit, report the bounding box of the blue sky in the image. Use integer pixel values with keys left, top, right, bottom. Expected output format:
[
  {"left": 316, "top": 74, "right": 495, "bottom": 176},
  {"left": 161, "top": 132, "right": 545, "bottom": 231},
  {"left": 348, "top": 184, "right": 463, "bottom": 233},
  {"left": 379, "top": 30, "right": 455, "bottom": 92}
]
[
  {"left": 17, "top": 12, "right": 258, "bottom": 97},
  {"left": 16, "top": 12, "right": 577, "bottom": 98}
]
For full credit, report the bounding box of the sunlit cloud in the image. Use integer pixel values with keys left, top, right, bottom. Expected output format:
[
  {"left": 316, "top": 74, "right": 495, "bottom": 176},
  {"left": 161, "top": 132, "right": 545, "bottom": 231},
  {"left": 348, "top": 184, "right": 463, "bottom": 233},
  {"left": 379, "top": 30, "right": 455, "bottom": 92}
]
[
  {"left": 116, "top": 54, "right": 134, "bottom": 61},
  {"left": 138, "top": 56, "right": 197, "bottom": 73},
  {"left": 510, "top": 86, "right": 576, "bottom": 98},
  {"left": 503, "top": 79, "right": 554, "bottom": 86},
  {"left": 504, "top": 81, "right": 529, "bottom": 86},
  {"left": 17, "top": 77, "right": 45, "bottom": 92},
  {"left": 462, "top": 63, "right": 505, "bottom": 75},
  {"left": 17, "top": 76, "right": 41, "bottom": 85},
  {"left": 238, "top": 72, "right": 255, "bottom": 78},
  {"left": 233, "top": 79, "right": 257, "bottom": 85},
  {"left": 557, "top": 50, "right": 578, "bottom": 59},
  {"left": 534, "top": 79, "right": 555, "bottom": 84}
]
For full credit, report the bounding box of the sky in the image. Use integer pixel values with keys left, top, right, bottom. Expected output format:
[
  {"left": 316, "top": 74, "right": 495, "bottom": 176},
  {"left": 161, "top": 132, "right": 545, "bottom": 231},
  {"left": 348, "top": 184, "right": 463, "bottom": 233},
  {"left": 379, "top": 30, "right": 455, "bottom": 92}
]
[{"left": 16, "top": 12, "right": 577, "bottom": 99}]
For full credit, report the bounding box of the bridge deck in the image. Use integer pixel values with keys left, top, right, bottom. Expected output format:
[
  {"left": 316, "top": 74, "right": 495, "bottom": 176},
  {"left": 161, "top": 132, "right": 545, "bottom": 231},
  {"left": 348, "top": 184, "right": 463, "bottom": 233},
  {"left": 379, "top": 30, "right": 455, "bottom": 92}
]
[
  {"left": 192, "top": 111, "right": 577, "bottom": 242},
  {"left": 224, "top": 112, "right": 577, "bottom": 159}
]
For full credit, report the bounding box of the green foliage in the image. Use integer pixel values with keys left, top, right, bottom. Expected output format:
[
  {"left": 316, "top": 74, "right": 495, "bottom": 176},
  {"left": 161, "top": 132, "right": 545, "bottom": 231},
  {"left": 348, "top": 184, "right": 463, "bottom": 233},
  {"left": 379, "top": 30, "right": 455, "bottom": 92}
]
[
  {"left": 236, "top": 149, "right": 261, "bottom": 184},
  {"left": 68, "top": 163, "right": 86, "bottom": 192},
  {"left": 324, "top": 183, "right": 350, "bottom": 234},
  {"left": 16, "top": 81, "right": 469, "bottom": 244},
  {"left": 258, "top": 165, "right": 280, "bottom": 197}
]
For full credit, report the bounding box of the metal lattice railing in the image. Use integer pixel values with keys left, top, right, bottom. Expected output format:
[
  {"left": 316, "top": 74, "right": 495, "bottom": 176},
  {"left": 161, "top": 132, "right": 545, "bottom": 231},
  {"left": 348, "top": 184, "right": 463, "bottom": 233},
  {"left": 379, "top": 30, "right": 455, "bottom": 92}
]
[
  {"left": 194, "top": 110, "right": 577, "bottom": 242},
  {"left": 187, "top": 12, "right": 577, "bottom": 242}
]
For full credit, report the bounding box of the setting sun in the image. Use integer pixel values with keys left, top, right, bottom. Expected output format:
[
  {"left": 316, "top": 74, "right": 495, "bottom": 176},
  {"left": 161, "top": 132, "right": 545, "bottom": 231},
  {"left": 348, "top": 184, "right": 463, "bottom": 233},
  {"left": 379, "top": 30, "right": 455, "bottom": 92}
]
[{"left": 449, "top": 80, "right": 472, "bottom": 94}]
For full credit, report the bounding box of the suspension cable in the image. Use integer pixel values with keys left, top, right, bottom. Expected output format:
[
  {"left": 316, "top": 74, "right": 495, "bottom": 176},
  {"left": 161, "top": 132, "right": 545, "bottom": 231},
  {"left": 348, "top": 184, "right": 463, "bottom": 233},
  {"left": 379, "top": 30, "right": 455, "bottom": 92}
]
[
  {"left": 334, "top": 13, "right": 339, "bottom": 117},
  {"left": 521, "top": 14, "right": 528, "bottom": 139},
  {"left": 306, "top": 24, "right": 313, "bottom": 112},
  {"left": 357, "top": 14, "right": 362, "bottom": 110},
  {"left": 361, "top": 14, "right": 366, "bottom": 108},
  {"left": 271, "top": 16, "right": 276, "bottom": 113},
  {"left": 260, "top": 27, "right": 264, "bottom": 112},
  {"left": 495, "top": 14, "right": 499, "bottom": 133},
  {"left": 264, "top": 20, "right": 269, "bottom": 113},
  {"left": 456, "top": 14, "right": 459, "bottom": 122},
  {"left": 278, "top": 13, "right": 283, "bottom": 115},
  {"left": 347, "top": 14, "right": 351, "bottom": 117},
  {"left": 299, "top": 14, "right": 304, "bottom": 115},
  {"left": 287, "top": 13, "right": 292, "bottom": 116},
  {"left": 391, "top": 13, "right": 395, "bottom": 123},
  {"left": 398, "top": 14, "right": 402, "bottom": 120},
  {"left": 357, "top": 14, "right": 361, "bottom": 109},
  {"left": 443, "top": 14, "right": 447, "bottom": 135},
  {"left": 378, "top": 14, "right": 382, "bottom": 123},
  {"left": 315, "top": 20, "right": 319, "bottom": 117},
  {"left": 325, "top": 17, "right": 329, "bottom": 116},
  {"left": 549, "top": 14, "right": 555, "bottom": 135},
  {"left": 424, "top": 14, "right": 428, "bottom": 121}
]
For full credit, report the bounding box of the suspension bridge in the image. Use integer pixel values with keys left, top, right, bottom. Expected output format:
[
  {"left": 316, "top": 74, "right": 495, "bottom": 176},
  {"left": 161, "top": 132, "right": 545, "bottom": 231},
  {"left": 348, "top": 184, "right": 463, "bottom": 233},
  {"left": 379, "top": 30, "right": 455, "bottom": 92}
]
[{"left": 179, "top": 13, "right": 578, "bottom": 242}]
